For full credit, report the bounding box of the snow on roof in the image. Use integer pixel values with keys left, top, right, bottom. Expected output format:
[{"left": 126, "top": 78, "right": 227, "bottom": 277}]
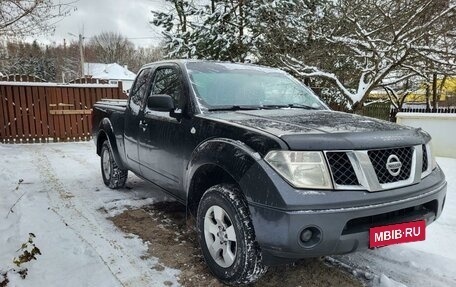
[{"left": 84, "top": 63, "right": 136, "bottom": 81}]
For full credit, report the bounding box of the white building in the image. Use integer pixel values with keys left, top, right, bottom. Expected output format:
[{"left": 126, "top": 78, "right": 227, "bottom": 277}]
[{"left": 84, "top": 63, "right": 136, "bottom": 91}]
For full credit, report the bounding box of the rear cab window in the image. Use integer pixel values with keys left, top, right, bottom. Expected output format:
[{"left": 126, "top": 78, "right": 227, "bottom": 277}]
[{"left": 128, "top": 68, "right": 152, "bottom": 115}]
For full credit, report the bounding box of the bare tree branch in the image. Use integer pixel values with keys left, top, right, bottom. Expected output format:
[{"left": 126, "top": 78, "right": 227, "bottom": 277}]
[{"left": 0, "top": 1, "right": 76, "bottom": 37}]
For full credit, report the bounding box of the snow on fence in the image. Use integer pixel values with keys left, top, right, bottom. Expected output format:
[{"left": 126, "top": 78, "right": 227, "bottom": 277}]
[
  {"left": 400, "top": 107, "right": 456, "bottom": 113},
  {"left": 0, "top": 74, "right": 46, "bottom": 83},
  {"left": 396, "top": 112, "right": 456, "bottom": 158},
  {"left": 0, "top": 81, "right": 127, "bottom": 143},
  {"left": 360, "top": 105, "right": 456, "bottom": 122}
]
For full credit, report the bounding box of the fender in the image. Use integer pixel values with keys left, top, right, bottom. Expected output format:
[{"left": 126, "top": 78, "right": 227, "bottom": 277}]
[
  {"left": 97, "top": 118, "right": 127, "bottom": 170},
  {"left": 185, "top": 138, "right": 262, "bottom": 202}
]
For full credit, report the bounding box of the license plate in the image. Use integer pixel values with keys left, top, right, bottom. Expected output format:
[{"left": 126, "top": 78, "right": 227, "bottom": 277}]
[{"left": 369, "top": 220, "right": 426, "bottom": 248}]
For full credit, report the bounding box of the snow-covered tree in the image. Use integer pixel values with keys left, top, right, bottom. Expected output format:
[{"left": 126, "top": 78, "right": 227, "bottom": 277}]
[
  {"left": 152, "top": 0, "right": 199, "bottom": 58},
  {"left": 279, "top": 0, "right": 456, "bottom": 110},
  {"left": 154, "top": 0, "right": 456, "bottom": 111},
  {"left": 1, "top": 41, "right": 56, "bottom": 81},
  {"left": 252, "top": 0, "right": 356, "bottom": 107},
  {"left": 152, "top": 0, "right": 256, "bottom": 61}
]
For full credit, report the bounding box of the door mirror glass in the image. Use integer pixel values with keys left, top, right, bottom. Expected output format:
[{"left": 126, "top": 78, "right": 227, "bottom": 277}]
[{"left": 147, "top": 94, "right": 175, "bottom": 112}]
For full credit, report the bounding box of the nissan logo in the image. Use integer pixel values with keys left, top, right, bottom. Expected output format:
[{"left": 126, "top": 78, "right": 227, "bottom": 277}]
[{"left": 386, "top": 155, "right": 402, "bottom": 176}]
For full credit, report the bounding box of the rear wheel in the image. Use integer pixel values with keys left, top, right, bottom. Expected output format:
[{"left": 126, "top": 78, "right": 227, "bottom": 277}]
[
  {"left": 197, "top": 184, "right": 267, "bottom": 285},
  {"left": 101, "top": 140, "right": 127, "bottom": 189}
]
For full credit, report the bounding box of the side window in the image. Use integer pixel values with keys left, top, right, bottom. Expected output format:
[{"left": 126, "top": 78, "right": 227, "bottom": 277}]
[
  {"left": 129, "top": 68, "right": 151, "bottom": 115},
  {"left": 150, "top": 68, "right": 183, "bottom": 109}
]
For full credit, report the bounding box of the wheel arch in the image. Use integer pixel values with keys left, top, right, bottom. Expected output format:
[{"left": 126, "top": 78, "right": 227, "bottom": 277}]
[
  {"left": 185, "top": 138, "right": 261, "bottom": 217},
  {"left": 96, "top": 118, "right": 126, "bottom": 170},
  {"left": 187, "top": 163, "right": 237, "bottom": 217}
]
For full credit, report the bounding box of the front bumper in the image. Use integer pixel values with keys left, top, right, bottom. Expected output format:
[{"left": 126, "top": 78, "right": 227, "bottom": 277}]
[{"left": 245, "top": 168, "right": 447, "bottom": 266}]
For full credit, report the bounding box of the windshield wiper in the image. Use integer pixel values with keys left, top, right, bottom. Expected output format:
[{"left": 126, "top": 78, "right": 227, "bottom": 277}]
[
  {"left": 208, "top": 104, "right": 321, "bottom": 112},
  {"left": 208, "top": 105, "right": 261, "bottom": 112},
  {"left": 287, "top": 103, "right": 321, "bottom": 110},
  {"left": 260, "top": 104, "right": 289, "bottom": 109},
  {"left": 261, "top": 104, "right": 321, "bottom": 110}
]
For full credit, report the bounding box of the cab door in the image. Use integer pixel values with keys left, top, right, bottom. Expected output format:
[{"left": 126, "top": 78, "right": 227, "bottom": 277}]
[
  {"left": 138, "top": 65, "right": 190, "bottom": 199},
  {"left": 124, "top": 68, "right": 152, "bottom": 173}
]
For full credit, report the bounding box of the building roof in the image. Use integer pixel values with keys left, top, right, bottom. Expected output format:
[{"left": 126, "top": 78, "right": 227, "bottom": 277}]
[{"left": 83, "top": 63, "right": 136, "bottom": 81}]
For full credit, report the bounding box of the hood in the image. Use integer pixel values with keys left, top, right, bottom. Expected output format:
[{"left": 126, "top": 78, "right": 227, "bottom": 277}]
[{"left": 203, "top": 109, "right": 428, "bottom": 150}]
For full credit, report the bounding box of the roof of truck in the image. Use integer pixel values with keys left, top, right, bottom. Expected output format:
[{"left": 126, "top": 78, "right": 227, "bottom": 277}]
[{"left": 141, "top": 59, "right": 285, "bottom": 73}]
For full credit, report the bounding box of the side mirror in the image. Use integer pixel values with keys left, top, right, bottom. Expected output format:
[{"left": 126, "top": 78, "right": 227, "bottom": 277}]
[{"left": 147, "top": 94, "right": 175, "bottom": 112}]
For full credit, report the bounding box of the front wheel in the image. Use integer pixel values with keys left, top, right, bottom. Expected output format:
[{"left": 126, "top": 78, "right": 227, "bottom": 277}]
[
  {"left": 100, "top": 140, "right": 127, "bottom": 189},
  {"left": 197, "top": 184, "right": 267, "bottom": 285}
]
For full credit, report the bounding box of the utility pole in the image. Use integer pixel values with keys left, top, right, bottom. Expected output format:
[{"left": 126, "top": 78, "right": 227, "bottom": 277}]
[
  {"left": 68, "top": 32, "right": 85, "bottom": 78},
  {"left": 78, "top": 34, "right": 85, "bottom": 78}
]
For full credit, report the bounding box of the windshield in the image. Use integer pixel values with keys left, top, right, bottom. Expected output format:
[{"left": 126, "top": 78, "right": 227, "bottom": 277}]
[{"left": 186, "top": 62, "right": 327, "bottom": 110}]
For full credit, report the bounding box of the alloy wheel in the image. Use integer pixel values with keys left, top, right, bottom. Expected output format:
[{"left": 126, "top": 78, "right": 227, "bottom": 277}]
[{"left": 204, "top": 205, "right": 237, "bottom": 268}]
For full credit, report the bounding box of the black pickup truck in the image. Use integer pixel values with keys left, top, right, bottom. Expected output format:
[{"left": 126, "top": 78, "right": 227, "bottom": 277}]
[{"left": 92, "top": 60, "right": 446, "bottom": 285}]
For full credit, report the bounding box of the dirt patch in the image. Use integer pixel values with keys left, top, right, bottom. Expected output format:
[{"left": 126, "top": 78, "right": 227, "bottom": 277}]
[{"left": 110, "top": 201, "right": 363, "bottom": 287}]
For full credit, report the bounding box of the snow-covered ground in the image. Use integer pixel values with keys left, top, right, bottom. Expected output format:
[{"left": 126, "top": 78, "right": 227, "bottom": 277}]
[
  {"left": 0, "top": 142, "right": 179, "bottom": 287},
  {"left": 0, "top": 142, "right": 455, "bottom": 287}
]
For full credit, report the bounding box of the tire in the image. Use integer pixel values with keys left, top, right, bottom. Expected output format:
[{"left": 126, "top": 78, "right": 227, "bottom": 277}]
[
  {"left": 197, "top": 184, "right": 267, "bottom": 285},
  {"left": 100, "top": 140, "right": 127, "bottom": 189}
]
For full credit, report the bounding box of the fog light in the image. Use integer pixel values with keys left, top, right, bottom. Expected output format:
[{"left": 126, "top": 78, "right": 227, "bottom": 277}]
[
  {"left": 299, "top": 226, "right": 322, "bottom": 248},
  {"left": 300, "top": 229, "right": 313, "bottom": 242}
]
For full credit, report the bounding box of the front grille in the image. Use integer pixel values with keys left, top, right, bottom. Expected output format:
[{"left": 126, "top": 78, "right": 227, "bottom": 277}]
[
  {"left": 326, "top": 152, "right": 359, "bottom": 186},
  {"left": 422, "top": 145, "right": 428, "bottom": 172},
  {"left": 368, "top": 147, "right": 413, "bottom": 184}
]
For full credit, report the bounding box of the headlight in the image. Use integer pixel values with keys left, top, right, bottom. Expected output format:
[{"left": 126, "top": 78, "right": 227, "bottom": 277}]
[{"left": 264, "top": 151, "right": 333, "bottom": 189}]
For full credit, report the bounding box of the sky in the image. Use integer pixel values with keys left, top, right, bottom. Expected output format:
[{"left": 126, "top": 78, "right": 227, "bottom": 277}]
[{"left": 35, "top": 0, "right": 166, "bottom": 47}]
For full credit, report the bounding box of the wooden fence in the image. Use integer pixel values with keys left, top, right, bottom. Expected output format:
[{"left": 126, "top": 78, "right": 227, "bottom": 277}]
[
  {"left": 360, "top": 102, "right": 393, "bottom": 121},
  {"left": 0, "top": 82, "right": 127, "bottom": 143}
]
